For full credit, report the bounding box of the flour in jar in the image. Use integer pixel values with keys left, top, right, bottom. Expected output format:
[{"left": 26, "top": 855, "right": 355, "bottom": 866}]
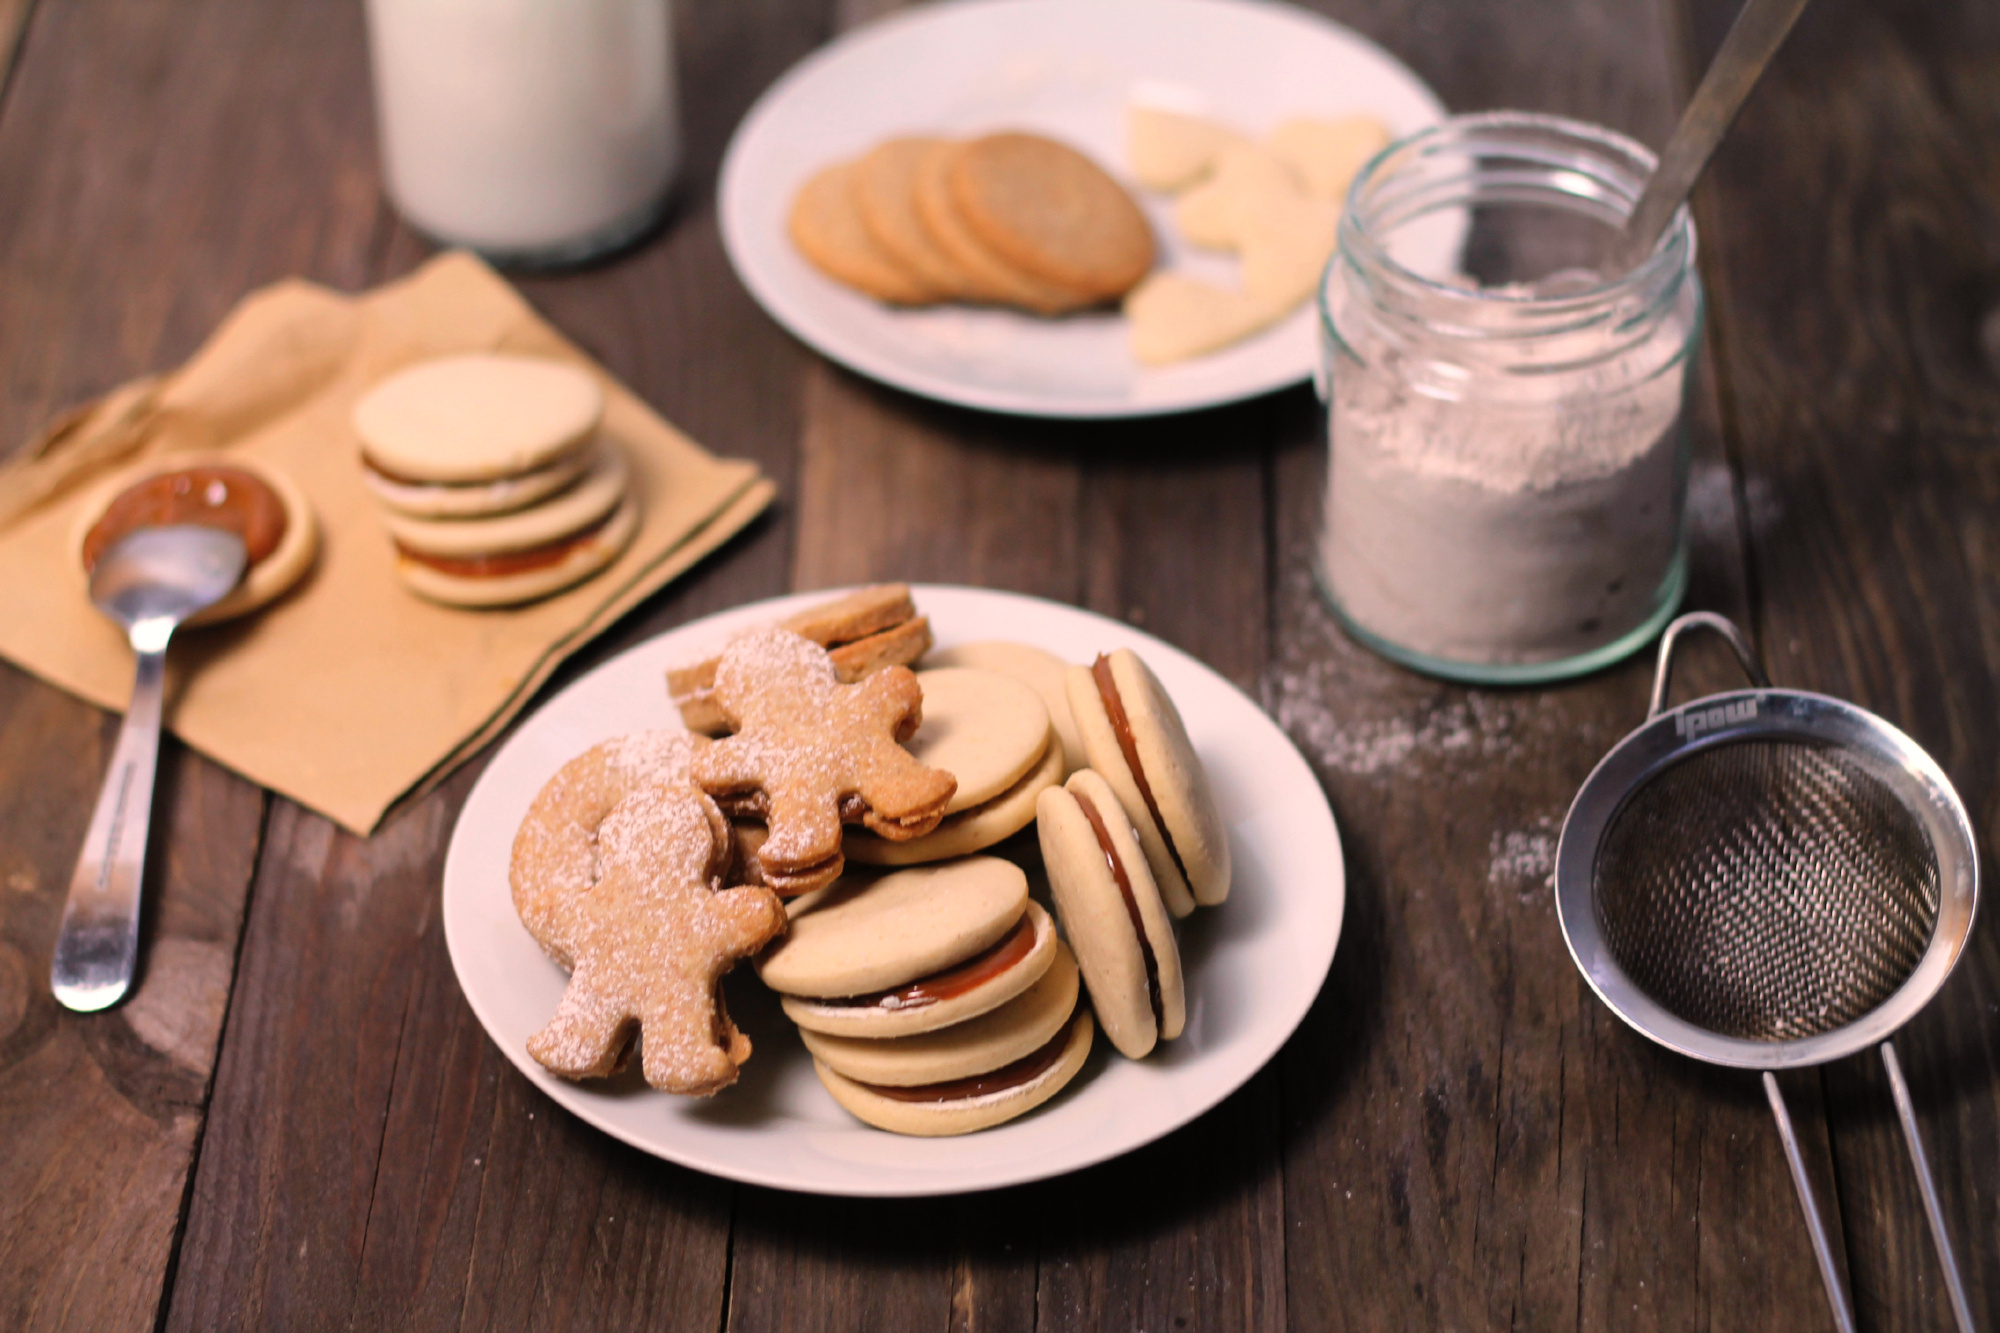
[{"left": 1319, "top": 318, "right": 1688, "bottom": 666}]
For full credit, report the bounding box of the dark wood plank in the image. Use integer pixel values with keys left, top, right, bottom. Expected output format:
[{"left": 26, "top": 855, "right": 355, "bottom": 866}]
[
  {"left": 162, "top": 0, "right": 829, "bottom": 1325},
  {"left": 1678, "top": 0, "right": 2000, "bottom": 1325},
  {"left": 0, "top": 0, "right": 383, "bottom": 1326}
]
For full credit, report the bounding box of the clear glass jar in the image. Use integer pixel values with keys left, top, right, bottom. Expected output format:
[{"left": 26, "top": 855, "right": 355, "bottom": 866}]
[
  {"left": 364, "top": 0, "right": 680, "bottom": 267},
  {"left": 1316, "top": 111, "right": 1703, "bottom": 684}
]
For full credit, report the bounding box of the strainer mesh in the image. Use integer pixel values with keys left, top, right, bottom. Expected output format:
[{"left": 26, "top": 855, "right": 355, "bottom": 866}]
[{"left": 1593, "top": 738, "right": 1940, "bottom": 1041}]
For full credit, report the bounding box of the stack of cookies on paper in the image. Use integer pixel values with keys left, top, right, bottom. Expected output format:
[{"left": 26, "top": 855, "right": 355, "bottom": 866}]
[
  {"left": 352, "top": 353, "right": 639, "bottom": 607},
  {"left": 789, "top": 131, "right": 1155, "bottom": 313},
  {"left": 1123, "top": 105, "right": 1391, "bottom": 364}
]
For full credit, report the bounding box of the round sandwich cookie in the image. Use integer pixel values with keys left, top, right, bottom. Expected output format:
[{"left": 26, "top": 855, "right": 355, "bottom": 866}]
[
  {"left": 897, "top": 667, "right": 1051, "bottom": 816},
  {"left": 801, "top": 938, "right": 1079, "bottom": 1084},
  {"left": 352, "top": 353, "right": 604, "bottom": 486},
  {"left": 362, "top": 441, "right": 595, "bottom": 519},
  {"left": 71, "top": 451, "right": 319, "bottom": 627},
  {"left": 783, "top": 899, "right": 1057, "bottom": 1038},
  {"left": 844, "top": 723, "right": 1061, "bottom": 866},
  {"left": 927, "top": 640, "right": 1084, "bottom": 777},
  {"left": 1064, "top": 648, "right": 1230, "bottom": 915},
  {"left": 813, "top": 999, "right": 1094, "bottom": 1137},
  {"left": 1037, "top": 768, "right": 1185, "bottom": 1060},
  {"left": 388, "top": 444, "right": 638, "bottom": 608},
  {"left": 756, "top": 856, "right": 1029, "bottom": 1000}
]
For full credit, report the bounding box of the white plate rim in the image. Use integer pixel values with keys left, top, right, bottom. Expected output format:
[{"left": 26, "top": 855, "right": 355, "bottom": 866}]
[
  {"left": 442, "top": 585, "right": 1344, "bottom": 1196},
  {"left": 717, "top": 0, "right": 1449, "bottom": 419}
]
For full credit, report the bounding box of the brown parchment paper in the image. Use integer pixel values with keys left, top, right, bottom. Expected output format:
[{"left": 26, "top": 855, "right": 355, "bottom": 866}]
[{"left": 0, "top": 251, "right": 774, "bottom": 834}]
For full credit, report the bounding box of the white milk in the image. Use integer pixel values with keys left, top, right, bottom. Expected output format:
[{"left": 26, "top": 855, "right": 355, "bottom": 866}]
[{"left": 365, "top": 0, "right": 680, "bottom": 262}]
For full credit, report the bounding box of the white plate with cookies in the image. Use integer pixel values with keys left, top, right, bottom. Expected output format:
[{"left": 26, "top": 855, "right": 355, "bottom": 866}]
[
  {"left": 718, "top": 0, "right": 1451, "bottom": 418},
  {"left": 442, "top": 585, "right": 1345, "bottom": 1196}
]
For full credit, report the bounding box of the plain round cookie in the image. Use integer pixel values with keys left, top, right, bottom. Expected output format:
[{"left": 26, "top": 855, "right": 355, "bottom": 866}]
[
  {"left": 70, "top": 451, "right": 319, "bottom": 628},
  {"left": 845, "top": 723, "right": 1060, "bottom": 866},
  {"left": 396, "top": 490, "right": 638, "bottom": 609},
  {"left": 353, "top": 353, "right": 603, "bottom": 484},
  {"left": 903, "top": 667, "right": 1051, "bottom": 815},
  {"left": 383, "top": 441, "right": 630, "bottom": 558},
  {"left": 912, "top": 141, "right": 1091, "bottom": 315},
  {"left": 856, "top": 137, "right": 981, "bottom": 299},
  {"left": 1037, "top": 769, "right": 1185, "bottom": 1060},
  {"left": 800, "top": 939, "right": 1079, "bottom": 1084},
  {"left": 927, "top": 641, "right": 1083, "bottom": 777},
  {"left": 812, "top": 1006, "right": 1093, "bottom": 1137},
  {"left": 755, "top": 856, "right": 1028, "bottom": 999},
  {"left": 362, "top": 441, "right": 595, "bottom": 519},
  {"left": 789, "top": 159, "right": 938, "bottom": 305},
  {"left": 948, "top": 132, "right": 1156, "bottom": 301},
  {"left": 782, "top": 899, "right": 1057, "bottom": 1038},
  {"left": 1066, "top": 651, "right": 1230, "bottom": 912}
]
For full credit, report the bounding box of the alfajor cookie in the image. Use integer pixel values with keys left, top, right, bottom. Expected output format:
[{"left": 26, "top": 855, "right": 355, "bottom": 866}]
[
  {"left": 386, "top": 443, "right": 639, "bottom": 608},
  {"left": 353, "top": 353, "right": 603, "bottom": 487},
  {"left": 896, "top": 667, "right": 1051, "bottom": 816},
  {"left": 72, "top": 451, "right": 319, "bottom": 627},
  {"left": 757, "top": 856, "right": 1029, "bottom": 1000},
  {"left": 1065, "top": 649, "right": 1230, "bottom": 914},
  {"left": 813, "top": 1003, "right": 1093, "bottom": 1137},
  {"left": 801, "top": 938, "right": 1078, "bottom": 1082},
  {"left": 843, "top": 722, "right": 1061, "bottom": 866},
  {"left": 1037, "top": 769, "right": 1186, "bottom": 1059},
  {"left": 926, "top": 640, "right": 1084, "bottom": 777},
  {"left": 782, "top": 897, "right": 1057, "bottom": 1038}
]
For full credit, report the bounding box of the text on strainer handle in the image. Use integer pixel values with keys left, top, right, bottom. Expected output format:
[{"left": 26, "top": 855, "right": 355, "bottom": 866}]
[{"left": 1648, "top": 612, "right": 1770, "bottom": 719}]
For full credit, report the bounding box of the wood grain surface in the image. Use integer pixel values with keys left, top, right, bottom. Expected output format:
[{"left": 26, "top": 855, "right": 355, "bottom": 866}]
[{"left": 0, "top": 0, "right": 1992, "bottom": 1329}]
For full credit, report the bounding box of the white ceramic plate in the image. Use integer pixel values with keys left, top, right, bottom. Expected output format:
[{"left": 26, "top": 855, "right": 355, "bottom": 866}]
[
  {"left": 443, "top": 586, "right": 1344, "bottom": 1196},
  {"left": 718, "top": 0, "right": 1450, "bottom": 418}
]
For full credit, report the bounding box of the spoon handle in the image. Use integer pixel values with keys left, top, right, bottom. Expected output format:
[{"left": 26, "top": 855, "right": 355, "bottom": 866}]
[
  {"left": 51, "top": 628, "right": 170, "bottom": 1012},
  {"left": 1609, "top": 0, "right": 1813, "bottom": 274}
]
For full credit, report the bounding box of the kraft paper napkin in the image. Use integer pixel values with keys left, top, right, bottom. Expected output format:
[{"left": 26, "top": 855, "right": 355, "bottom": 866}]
[{"left": 0, "top": 252, "right": 774, "bottom": 834}]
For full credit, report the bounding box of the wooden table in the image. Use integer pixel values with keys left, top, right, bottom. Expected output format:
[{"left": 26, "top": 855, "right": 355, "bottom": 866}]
[{"left": 2, "top": 0, "right": 1994, "bottom": 1328}]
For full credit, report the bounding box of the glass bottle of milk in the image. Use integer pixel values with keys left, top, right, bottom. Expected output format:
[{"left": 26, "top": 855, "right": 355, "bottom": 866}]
[{"left": 364, "top": 0, "right": 680, "bottom": 266}]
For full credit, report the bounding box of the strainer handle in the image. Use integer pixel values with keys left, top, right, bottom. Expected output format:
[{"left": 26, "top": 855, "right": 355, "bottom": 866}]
[
  {"left": 1648, "top": 612, "right": 1770, "bottom": 719},
  {"left": 1881, "top": 1042, "right": 1977, "bottom": 1333},
  {"left": 1764, "top": 1072, "right": 1858, "bottom": 1333}
]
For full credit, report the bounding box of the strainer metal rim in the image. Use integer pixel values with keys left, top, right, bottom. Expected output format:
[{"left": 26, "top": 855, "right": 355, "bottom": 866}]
[{"left": 1555, "top": 686, "right": 1978, "bottom": 1070}]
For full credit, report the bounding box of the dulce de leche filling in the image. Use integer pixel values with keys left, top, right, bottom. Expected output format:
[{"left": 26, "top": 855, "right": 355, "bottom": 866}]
[
  {"left": 82, "top": 466, "right": 287, "bottom": 572},
  {"left": 819, "top": 913, "right": 1038, "bottom": 1012},
  {"left": 1091, "top": 655, "right": 1195, "bottom": 893},
  {"left": 396, "top": 509, "right": 614, "bottom": 579},
  {"left": 1075, "top": 789, "right": 1164, "bottom": 1033},
  {"left": 858, "top": 1009, "right": 1080, "bottom": 1103}
]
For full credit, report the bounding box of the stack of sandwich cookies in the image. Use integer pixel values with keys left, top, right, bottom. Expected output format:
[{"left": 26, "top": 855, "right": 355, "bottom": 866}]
[
  {"left": 352, "top": 353, "right": 639, "bottom": 607},
  {"left": 757, "top": 858, "right": 1093, "bottom": 1135},
  {"left": 1066, "top": 648, "right": 1230, "bottom": 917},
  {"left": 1037, "top": 768, "right": 1185, "bottom": 1059},
  {"left": 844, "top": 666, "right": 1063, "bottom": 865}
]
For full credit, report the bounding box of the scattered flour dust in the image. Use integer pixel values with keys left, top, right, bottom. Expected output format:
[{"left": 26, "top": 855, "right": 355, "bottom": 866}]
[{"left": 1487, "top": 822, "right": 1557, "bottom": 895}]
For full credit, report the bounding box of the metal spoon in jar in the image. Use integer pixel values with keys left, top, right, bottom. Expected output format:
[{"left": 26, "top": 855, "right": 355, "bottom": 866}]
[
  {"left": 1537, "top": 0, "right": 1814, "bottom": 295},
  {"left": 50, "top": 524, "right": 245, "bottom": 1013}
]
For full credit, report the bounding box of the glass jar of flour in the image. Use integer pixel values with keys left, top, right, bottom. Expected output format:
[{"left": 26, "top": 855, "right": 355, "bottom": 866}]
[
  {"left": 1316, "top": 112, "right": 1702, "bottom": 683},
  {"left": 364, "top": 0, "right": 680, "bottom": 266}
]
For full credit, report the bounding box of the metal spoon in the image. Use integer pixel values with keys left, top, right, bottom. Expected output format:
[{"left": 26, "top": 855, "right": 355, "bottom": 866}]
[
  {"left": 51, "top": 524, "right": 245, "bottom": 1013},
  {"left": 1605, "top": 0, "right": 1814, "bottom": 275}
]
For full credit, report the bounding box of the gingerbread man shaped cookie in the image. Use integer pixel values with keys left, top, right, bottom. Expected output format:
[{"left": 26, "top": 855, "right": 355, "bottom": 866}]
[
  {"left": 693, "top": 627, "right": 958, "bottom": 887},
  {"left": 511, "top": 731, "right": 787, "bottom": 1095}
]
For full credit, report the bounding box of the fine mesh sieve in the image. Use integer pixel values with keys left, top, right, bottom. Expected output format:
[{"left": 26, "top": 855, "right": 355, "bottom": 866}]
[{"left": 1555, "top": 614, "right": 1978, "bottom": 1333}]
